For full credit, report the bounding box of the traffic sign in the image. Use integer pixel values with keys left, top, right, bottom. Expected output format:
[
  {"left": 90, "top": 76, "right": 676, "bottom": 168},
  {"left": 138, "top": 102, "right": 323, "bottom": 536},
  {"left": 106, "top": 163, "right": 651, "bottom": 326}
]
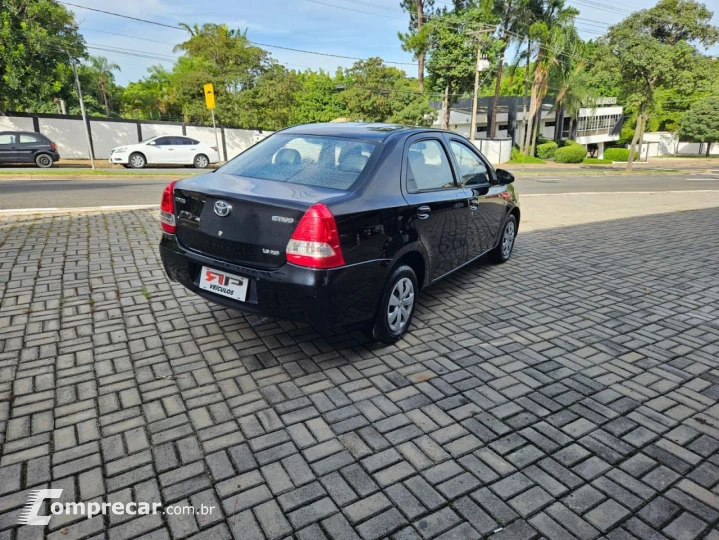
[{"left": 204, "top": 83, "right": 215, "bottom": 110}]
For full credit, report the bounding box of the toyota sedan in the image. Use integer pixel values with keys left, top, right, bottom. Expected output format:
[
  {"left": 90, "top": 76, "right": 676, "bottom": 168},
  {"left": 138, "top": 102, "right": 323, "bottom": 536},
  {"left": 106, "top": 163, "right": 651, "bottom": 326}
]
[{"left": 160, "top": 123, "right": 519, "bottom": 343}]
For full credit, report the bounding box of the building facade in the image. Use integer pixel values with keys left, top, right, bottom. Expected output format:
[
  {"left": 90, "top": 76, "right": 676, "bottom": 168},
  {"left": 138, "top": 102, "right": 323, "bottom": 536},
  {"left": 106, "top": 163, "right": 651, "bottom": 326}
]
[{"left": 433, "top": 96, "right": 624, "bottom": 159}]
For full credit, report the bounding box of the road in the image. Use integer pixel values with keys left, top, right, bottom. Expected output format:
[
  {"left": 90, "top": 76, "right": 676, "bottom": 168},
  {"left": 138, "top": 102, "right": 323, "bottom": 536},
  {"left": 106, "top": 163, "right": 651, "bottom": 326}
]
[{"left": 1, "top": 172, "right": 718, "bottom": 210}]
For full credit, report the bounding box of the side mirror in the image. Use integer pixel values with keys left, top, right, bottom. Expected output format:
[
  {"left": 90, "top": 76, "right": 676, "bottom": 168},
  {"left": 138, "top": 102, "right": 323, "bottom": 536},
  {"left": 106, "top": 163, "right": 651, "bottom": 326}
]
[
  {"left": 148, "top": 141, "right": 156, "bottom": 146},
  {"left": 496, "top": 168, "right": 515, "bottom": 184}
]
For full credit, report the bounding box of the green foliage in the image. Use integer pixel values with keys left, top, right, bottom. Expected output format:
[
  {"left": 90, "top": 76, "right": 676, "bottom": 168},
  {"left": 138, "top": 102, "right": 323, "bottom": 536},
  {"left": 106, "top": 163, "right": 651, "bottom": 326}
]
[
  {"left": 536, "top": 141, "right": 558, "bottom": 159},
  {"left": 508, "top": 147, "right": 545, "bottom": 163},
  {"left": 0, "top": 0, "right": 85, "bottom": 111},
  {"left": 678, "top": 96, "right": 719, "bottom": 154},
  {"left": 603, "top": 148, "right": 631, "bottom": 161},
  {"left": 553, "top": 141, "right": 586, "bottom": 162}
]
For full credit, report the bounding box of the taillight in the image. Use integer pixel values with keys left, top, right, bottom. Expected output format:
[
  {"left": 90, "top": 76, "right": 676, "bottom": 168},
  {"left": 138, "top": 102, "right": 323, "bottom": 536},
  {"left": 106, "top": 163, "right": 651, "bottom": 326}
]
[
  {"left": 50, "top": 142, "right": 57, "bottom": 151},
  {"left": 211, "top": 146, "right": 218, "bottom": 152},
  {"left": 160, "top": 180, "right": 177, "bottom": 234},
  {"left": 286, "top": 203, "right": 345, "bottom": 268}
]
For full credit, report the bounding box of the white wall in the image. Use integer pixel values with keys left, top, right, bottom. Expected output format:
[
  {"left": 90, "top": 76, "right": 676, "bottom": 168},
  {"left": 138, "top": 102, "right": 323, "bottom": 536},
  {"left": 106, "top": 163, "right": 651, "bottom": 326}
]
[
  {"left": 471, "top": 138, "right": 512, "bottom": 165},
  {"left": 0, "top": 116, "right": 33, "bottom": 132},
  {"left": 38, "top": 117, "right": 88, "bottom": 158},
  {"left": 91, "top": 120, "right": 138, "bottom": 159},
  {"left": 225, "top": 128, "right": 269, "bottom": 160},
  {"left": 140, "top": 123, "right": 183, "bottom": 139}
]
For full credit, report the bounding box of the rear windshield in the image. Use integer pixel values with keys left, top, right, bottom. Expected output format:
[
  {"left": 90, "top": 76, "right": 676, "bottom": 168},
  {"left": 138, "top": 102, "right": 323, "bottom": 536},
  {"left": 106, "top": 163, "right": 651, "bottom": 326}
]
[{"left": 217, "top": 134, "right": 377, "bottom": 190}]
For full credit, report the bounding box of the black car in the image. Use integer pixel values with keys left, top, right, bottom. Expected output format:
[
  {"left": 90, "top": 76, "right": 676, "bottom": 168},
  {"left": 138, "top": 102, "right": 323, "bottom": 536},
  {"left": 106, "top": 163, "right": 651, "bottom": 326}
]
[
  {"left": 0, "top": 131, "right": 60, "bottom": 168},
  {"left": 160, "top": 123, "right": 519, "bottom": 343}
]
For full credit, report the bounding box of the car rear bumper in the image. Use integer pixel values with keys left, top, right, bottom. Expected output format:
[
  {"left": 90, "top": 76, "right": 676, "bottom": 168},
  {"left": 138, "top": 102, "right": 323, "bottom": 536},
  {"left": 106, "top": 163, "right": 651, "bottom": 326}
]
[{"left": 159, "top": 234, "right": 390, "bottom": 328}]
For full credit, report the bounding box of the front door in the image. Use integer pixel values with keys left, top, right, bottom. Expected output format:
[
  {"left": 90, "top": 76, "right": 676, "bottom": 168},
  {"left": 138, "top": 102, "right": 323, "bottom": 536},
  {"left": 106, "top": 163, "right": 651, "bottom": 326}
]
[
  {"left": 447, "top": 138, "right": 505, "bottom": 258},
  {"left": 402, "top": 137, "right": 469, "bottom": 281},
  {"left": 0, "top": 133, "right": 19, "bottom": 163},
  {"left": 145, "top": 136, "right": 177, "bottom": 164}
]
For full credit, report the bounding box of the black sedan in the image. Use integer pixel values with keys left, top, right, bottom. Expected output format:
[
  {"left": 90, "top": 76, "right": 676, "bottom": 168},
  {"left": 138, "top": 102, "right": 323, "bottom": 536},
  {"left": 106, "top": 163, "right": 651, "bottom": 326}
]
[
  {"left": 160, "top": 123, "right": 519, "bottom": 343},
  {"left": 0, "top": 131, "right": 60, "bottom": 168}
]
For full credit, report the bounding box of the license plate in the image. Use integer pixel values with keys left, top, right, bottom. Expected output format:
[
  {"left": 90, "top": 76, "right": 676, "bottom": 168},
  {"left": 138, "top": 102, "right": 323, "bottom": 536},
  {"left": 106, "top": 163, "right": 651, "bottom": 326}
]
[{"left": 198, "top": 266, "right": 248, "bottom": 301}]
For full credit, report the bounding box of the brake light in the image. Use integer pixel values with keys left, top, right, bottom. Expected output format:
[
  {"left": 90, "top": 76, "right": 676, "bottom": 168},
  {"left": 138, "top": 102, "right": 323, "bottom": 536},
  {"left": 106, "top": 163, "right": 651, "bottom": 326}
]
[
  {"left": 286, "top": 203, "right": 345, "bottom": 268},
  {"left": 211, "top": 146, "right": 218, "bottom": 152},
  {"left": 160, "top": 180, "right": 177, "bottom": 233},
  {"left": 50, "top": 142, "right": 57, "bottom": 151}
]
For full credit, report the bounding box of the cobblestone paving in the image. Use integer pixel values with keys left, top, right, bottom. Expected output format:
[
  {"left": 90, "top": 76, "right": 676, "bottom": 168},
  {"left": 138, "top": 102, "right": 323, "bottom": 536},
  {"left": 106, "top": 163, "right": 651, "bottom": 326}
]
[{"left": 1, "top": 207, "right": 719, "bottom": 540}]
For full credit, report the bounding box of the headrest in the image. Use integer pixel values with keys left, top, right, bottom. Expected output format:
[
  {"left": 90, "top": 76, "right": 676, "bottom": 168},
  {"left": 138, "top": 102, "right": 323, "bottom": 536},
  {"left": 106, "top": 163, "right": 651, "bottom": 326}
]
[{"left": 275, "top": 148, "right": 301, "bottom": 165}]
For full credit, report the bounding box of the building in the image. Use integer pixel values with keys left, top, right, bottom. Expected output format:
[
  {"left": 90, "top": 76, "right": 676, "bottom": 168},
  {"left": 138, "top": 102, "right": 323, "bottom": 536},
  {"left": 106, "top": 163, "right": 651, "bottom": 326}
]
[{"left": 433, "top": 96, "right": 624, "bottom": 159}]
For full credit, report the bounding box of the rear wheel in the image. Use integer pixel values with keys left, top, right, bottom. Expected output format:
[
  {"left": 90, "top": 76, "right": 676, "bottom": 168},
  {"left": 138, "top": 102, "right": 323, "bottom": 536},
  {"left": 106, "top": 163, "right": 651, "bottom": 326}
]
[
  {"left": 35, "top": 154, "right": 54, "bottom": 168},
  {"left": 367, "top": 265, "right": 418, "bottom": 344},
  {"left": 194, "top": 154, "right": 209, "bottom": 168},
  {"left": 129, "top": 153, "right": 146, "bottom": 169},
  {"left": 489, "top": 214, "right": 517, "bottom": 264}
]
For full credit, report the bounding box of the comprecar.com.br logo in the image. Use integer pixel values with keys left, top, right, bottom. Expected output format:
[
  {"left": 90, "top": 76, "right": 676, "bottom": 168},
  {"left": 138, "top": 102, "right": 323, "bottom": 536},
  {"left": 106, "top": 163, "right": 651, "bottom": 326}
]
[{"left": 18, "top": 489, "right": 214, "bottom": 526}]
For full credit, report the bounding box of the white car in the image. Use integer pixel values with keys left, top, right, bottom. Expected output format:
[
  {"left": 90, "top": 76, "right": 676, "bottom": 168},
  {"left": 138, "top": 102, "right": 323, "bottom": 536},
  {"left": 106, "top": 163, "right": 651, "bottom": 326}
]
[{"left": 110, "top": 136, "right": 220, "bottom": 169}]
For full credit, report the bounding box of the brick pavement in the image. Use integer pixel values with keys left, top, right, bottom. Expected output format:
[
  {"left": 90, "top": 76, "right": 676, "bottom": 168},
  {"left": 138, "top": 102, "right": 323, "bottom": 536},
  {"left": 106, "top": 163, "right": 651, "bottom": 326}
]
[{"left": 1, "top": 205, "right": 719, "bottom": 540}]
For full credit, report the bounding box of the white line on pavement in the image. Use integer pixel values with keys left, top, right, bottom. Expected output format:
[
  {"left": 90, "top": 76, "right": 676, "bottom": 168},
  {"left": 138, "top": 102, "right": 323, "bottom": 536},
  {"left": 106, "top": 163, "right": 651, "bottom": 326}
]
[
  {"left": 0, "top": 204, "right": 159, "bottom": 215},
  {"left": 522, "top": 190, "right": 719, "bottom": 197}
]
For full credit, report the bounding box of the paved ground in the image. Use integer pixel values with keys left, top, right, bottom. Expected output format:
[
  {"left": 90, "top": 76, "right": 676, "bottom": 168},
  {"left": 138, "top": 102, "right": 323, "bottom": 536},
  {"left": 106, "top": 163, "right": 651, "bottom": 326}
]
[
  {"left": 1, "top": 196, "right": 719, "bottom": 540},
  {"left": 2, "top": 173, "right": 719, "bottom": 210}
]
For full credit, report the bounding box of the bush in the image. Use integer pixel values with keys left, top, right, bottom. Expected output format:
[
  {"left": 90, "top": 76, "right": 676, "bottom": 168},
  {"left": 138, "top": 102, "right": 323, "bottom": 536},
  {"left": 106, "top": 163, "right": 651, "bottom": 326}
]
[
  {"left": 554, "top": 141, "right": 586, "bottom": 163},
  {"left": 603, "top": 148, "right": 631, "bottom": 162},
  {"left": 536, "top": 141, "right": 558, "bottom": 159},
  {"left": 509, "top": 147, "right": 545, "bottom": 164}
]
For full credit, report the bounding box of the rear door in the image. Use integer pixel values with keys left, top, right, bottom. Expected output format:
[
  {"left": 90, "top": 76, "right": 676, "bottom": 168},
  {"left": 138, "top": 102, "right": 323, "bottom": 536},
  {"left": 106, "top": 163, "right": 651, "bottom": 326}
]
[
  {"left": 17, "top": 133, "right": 46, "bottom": 163},
  {"left": 0, "top": 133, "right": 18, "bottom": 163},
  {"left": 170, "top": 137, "right": 194, "bottom": 164},
  {"left": 447, "top": 137, "right": 506, "bottom": 257},
  {"left": 402, "top": 135, "right": 469, "bottom": 280}
]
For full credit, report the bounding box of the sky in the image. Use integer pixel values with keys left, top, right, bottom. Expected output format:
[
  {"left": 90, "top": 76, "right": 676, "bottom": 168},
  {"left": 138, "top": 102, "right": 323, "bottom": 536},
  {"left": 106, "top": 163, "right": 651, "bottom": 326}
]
[{"left": 69, "top": 0, "right": 719, "bottom": 86}]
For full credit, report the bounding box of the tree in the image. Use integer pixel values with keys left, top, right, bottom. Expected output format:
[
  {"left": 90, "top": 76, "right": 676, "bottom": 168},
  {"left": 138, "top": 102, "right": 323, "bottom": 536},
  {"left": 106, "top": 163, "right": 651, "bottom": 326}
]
[
  {"left": 0, "top": 0, "right": 85, "bottom": 111},
  {"left": 398, "top": 0, "right": 434, "bottom": 91},
  {"left": 122, "top": 66, "right": 179, "bottom": 120},
  {"left": 521, "top": 0, "right": 580, "bottom": 157},
  {"left": 678, "top": 96, "right": 719, "bottom": 156},
  {"left": 86, "top": 56, "right": 120, "bottom": 117},
  {"left": 596, "top": 0, "right": 718, "bottom": 170}
]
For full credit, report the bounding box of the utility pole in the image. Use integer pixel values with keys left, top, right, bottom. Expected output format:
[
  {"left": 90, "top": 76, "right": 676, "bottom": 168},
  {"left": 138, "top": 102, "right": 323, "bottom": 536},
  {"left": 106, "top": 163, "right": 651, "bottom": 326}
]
[
  {"left": 70, "top": 56, "right": 95, "bottom": 170},
  {"left": 467, "top": 28, "right": 492, "bottom": 142}
]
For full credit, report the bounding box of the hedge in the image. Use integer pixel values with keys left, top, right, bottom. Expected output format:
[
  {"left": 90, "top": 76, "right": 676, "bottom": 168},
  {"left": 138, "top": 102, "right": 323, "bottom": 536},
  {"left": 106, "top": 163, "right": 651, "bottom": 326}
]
[
  {"left": 603, "top": 148, "right": 631, "bottom": 161},
  {"left": 554, "top": 142, "right": 586, "bottom": 163},
  {"left": 536, "top": 141, "right": 558, "bottom": 159}
]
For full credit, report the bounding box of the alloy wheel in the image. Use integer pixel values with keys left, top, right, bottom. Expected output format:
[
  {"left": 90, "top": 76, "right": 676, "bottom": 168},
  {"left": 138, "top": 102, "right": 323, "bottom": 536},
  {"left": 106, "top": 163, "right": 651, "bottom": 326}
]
[
  {"left": 130, "top": 154, "right": 145, "bottom": 168},
  {"left": 387, "top": 277, "right": 414, "bottom": 333},
  {"left": 195, "top": 155, "right": 208, "bottom": 168},
  {"left": 502, "top": 220, "right": 515, "bottom": 259}
]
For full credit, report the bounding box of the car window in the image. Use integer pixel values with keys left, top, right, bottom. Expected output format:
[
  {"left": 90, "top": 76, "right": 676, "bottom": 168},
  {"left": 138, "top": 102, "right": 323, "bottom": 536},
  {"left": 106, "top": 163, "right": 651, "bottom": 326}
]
[
  {"left": 0, "top": 134, "right": 16, "bottom": 144},
  {"left": 217, "top": 134, "right": 377, "bottom": 191},
  {"left": 154, "top": 137, "right": 172, "bottom": 146},
  {"left": 449, "top": 141, "right": 489, "bottom": 186},
  {"left": 188, "top": 138, "right": 199, "bottom": 145},
  {"left": 406, "top": 139, "right": 455, "bottom": 192},
  {"left": 173, "top": 137, "right": 194, "bottom": 145},
  {"left": 19, "top": 134, "right": 42, "bottom": 144}
]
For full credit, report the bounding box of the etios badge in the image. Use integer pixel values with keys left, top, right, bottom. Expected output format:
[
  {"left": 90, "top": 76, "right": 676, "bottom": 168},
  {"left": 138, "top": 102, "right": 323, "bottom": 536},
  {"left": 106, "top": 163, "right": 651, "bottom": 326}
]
[{"left": 214, "top": 200, "right": 232, "bottom": 217}]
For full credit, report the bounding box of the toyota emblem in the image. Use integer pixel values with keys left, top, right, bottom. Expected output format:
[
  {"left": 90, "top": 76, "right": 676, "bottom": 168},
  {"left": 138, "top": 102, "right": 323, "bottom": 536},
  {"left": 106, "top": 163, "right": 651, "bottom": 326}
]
[{"left": 214, "top": 200, "right": 232, "bottom": 217}]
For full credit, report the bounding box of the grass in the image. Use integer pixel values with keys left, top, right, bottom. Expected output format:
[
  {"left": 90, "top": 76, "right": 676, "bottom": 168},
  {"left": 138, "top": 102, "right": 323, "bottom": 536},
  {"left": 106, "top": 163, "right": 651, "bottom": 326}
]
[
  {"left": 139, "top": 285, "right": 152, "bottom": 301},
  {"left": 582, "top": 158, "right": 613, "bottom": 165},
  {"left": 0, "top": 169, "right": 200, "bottom": 177},
  {"left": 507, "top": 154, "right": 546, "bottom": 164}
]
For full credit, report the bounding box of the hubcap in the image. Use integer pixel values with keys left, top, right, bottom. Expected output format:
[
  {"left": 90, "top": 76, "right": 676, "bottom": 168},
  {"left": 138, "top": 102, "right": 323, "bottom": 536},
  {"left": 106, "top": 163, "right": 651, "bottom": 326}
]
[
  {"left": 387, "top": 277, "right": 414, "bottom": 333},
  {"left": 131, "top": 155, "right": 144, "bottom": 167},
  {"left": 38, "top": 156, "right": 50, "bottom": 166},
  {"left": 502, "top": 221, "right": 515, "bottom": 258},
  {"left": 197, "top": 156, "right": 208, "bottom": 167}
]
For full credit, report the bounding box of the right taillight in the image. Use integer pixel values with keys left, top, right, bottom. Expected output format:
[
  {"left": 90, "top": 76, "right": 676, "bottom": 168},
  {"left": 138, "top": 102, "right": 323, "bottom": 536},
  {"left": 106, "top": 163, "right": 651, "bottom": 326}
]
[
  {"left": 160, "top": 180, "right": 177, "bottom": 234},
  {"left": 286, "top": 203, "right": 345, "bottom": 268}
]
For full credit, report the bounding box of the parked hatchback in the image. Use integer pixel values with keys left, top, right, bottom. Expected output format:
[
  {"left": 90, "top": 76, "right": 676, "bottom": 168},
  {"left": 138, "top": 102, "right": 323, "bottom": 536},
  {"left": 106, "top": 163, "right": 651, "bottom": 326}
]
[
  {"left": 0, "top": 131, "right": 60, "bottom": 168},
  {"left": 160, "top": 123, "right": 519, "bottom": 343},
  {"left": 110, "top": 136, "right": 220, "bottom": 169}
]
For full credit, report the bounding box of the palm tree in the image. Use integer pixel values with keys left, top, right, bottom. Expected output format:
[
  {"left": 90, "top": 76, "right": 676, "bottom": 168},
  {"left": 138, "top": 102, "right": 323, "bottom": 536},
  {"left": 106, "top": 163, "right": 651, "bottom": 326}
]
[
  {"left": 552, "top": 60, "right": 596, "bottom": 141},
  {"left": 521, "top": 0, "right": 580, "bottom": 156},
  {"left": 88, "top": 56, "right": 120, "bottom": 117}
]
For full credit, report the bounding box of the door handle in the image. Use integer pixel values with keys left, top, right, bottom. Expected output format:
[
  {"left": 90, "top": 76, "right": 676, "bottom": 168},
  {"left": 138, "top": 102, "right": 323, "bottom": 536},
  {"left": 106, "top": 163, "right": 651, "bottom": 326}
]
[
  {"left": 417, "top": 206, "right": 431, "bottom": 219},
  {"left": 168, "top": 148, "right": 174, "bottom": 151}
]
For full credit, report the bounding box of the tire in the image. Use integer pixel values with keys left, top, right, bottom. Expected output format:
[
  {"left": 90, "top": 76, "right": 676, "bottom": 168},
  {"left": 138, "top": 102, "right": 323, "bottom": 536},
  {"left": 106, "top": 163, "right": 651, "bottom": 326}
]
[
  {"left": 35, "top": 154, "right": 54, "bottom": 168},
  {"left": 128, "top": 152, "right": 146, "bottom": 169},
  {"left": 489, "top": 214, "right": 517, "bottom": 264},
  {"left": 194, "top": 154, "right": 209, "bottom": 169},
  {"left": 121, "top": 164, "right": 130, "bottom": 169},
  {"left": 367, "top": 265, "right": 418, "bottom": 344}
]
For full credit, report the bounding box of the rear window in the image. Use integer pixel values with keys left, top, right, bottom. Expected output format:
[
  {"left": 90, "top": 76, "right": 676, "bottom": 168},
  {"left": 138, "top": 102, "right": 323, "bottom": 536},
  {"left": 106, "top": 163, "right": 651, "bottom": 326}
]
[{"left": 217, "top": 134, "right": 377, "bottom": 190}]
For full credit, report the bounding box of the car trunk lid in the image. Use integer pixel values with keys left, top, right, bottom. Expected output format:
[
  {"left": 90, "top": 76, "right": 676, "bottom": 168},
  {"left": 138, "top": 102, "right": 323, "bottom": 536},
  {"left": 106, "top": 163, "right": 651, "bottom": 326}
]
[{"left": 174, "top": 173, "right": 343, "bottom": 268}]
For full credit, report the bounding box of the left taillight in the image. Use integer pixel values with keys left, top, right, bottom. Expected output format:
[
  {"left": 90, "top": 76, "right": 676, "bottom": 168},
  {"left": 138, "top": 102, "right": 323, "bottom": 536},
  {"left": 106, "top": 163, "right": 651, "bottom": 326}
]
[
  {"left": 160, "top": 180, "right": 177, "bottom": 234},
  {"left": 50, "top": 142, "right": 57, "bottom": 151}
]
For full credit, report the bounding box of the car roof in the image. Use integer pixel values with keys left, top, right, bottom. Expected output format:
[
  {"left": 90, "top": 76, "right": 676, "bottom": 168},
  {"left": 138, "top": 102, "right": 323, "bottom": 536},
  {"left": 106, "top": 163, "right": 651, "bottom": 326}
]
[
  {"left": 0, "top": 131, "right": 46, "bottom": 136},
  {"left": 280, "top": 122, "right": 448, "bottom": 142}
]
